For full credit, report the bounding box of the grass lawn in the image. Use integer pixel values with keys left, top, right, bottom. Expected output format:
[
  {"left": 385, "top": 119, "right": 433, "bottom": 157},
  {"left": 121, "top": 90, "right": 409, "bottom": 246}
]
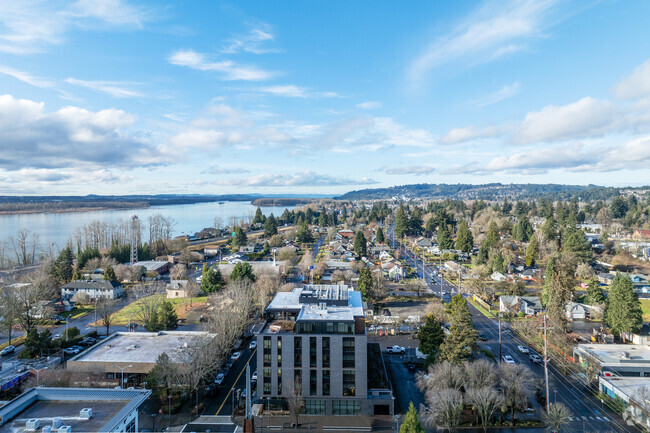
[
  {"left": 641, "top": 299, "right": 650, "bottom": 322},
  {"left": 59, "top": 307, "right": 95, "bottom": 320},
  {"left": 108, "top": 295, "right": 209, "bottom": 325}
]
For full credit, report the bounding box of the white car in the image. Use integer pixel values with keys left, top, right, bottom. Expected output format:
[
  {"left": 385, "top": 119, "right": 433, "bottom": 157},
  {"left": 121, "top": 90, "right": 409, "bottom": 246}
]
[
  {"left": 502, "top": 355, "right": 515, "bottom": 364},
  {"left": 0, "top": 345, "right": 15, "bottom": 356},
  {"left": 251, "top": 371, "right": 258, "bottom": 381},
  {"left": 53, "top": 334, "right": 62, "bottom": 340},
  {"left": 249, "top": 341, "right": 257, "bottom": 350},
  {"left": 517, "top": 345, "right": 529, "bottom": 354},
  {"left": 386, "top": 345, "right": 405, "bottom": 354},
  {"left": 63, "top": 347, "right": 80, "bottom": 355},
  {"left": 231, "top": 352, "right": 242, "bottom": 361},
  {"left": 215, "top": 373, "right": 225, "bottom": 385}
]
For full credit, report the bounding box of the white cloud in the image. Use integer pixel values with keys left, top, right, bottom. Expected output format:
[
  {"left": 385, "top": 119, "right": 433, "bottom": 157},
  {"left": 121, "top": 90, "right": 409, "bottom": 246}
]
[
  {"left": 409, "top": 0, "right": 559, "bottom": 82},
  {"left": 473, "top": 82, "right": 520, "bottom": 107},
  {"left": 0, "top": 65, "right": 54, "bottom": 88},
  {"left": 168, "top": 49, "right": 274, "bottom": 81},
  {"left": 0, "top": 1, "right": 148, "bottom": 54},
  {"left": 514, "top": 97, "right": 617, "bottom": 144},
  {"left": 0, "top": 94, "right": 164, "bottom": 170},
  {"left": 258, "top": 85, "right": 340, "bottom": 98},
  {"left": 613, "top": 57, "right": 650, "bottom": 100},
  {"left": 384, "top": 165, "right": 436, "bottom": 176},
  {"left": 66, "top": 78, "right": 143, "bottom": 98},
  {"left": 440, "top": 125, "right": 506, "bottom": 144},
  {"left": 221, "top": 23, "right": 279, "bottom": 54},
  {"left": 216, "top": 171, "right": 378, "bottom": 187},
  {"left": 356, "top": 101, "right": 382, "bottom": 110}
]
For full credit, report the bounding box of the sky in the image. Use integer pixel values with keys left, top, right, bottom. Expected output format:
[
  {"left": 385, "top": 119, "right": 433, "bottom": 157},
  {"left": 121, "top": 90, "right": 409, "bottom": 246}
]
[{"left": 1, "top": 0, "right": 650, "bottom": 196}]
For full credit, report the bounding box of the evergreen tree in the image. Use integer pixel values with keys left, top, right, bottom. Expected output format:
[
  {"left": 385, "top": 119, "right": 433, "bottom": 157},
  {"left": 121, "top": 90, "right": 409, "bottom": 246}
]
[
  {"left": 232, "top": 227, "right": 248, "bottom": 249},
  {"left": 296, "top": 222, "right": 314, "bottom": 243},
  {"left": 409, "top": 206, "right": 424, "bottom": 236},
  {"left": 201, "top": 264, "right": 223, "bottom": 293},
  {"left": 525, "top": 235, "right": 539, "bottom": 267},
  {"left": 400, "top": 402, "right": 425, "bottom": 433},
  {"left": 230, "top": 262, "right": 256, "bottom": 282},
  {"left": 71, "top": 267, "right": 80, "bottom": 281},
  {"left": 145, "top": 309, "right": 159, "bottom": 332},
  {"left": 357, "top": 268, "right": 373, "bottom": 301},
  {"left": 353, "top": 231, "right": 368, "bottom": 258},
  {"left": 562, "top": 229, "right": 592, "bottom": 263},
  {"left": 376, "top": 227, "right": 385, "bottom": 244},
  {"left": 488, "top": 249, "right": 505, "bottom": 273},
  {"left": 439, "top": 295, "right": 477, "bottom": 364},
  {"left": 51, "top": 247, "right": 74, "bottom": 285},
  {"left": 264, "top": 214, "right": 278, "bottom": 237},
  {"left": 104, "top": 265, "right": 117, "bottom": 282},
  {"left": 158, "top": 301, "right": 178, "bottom": 330},
  {"left": 253, "top": 207, "right": 265, "bottom": 224},
  {"left": 542, "top": 253, "right": 574, "bottom": 330},
  {"left": 262, "top": 241, "right": 270, "bottom": 256},
  {"left": 484, "top": 221, "right": 499, "bottom": 249},
  {"left": 605, "top": 274, "right": 643, "bottom": 337},
  {"left": 586, "top": 278, "right": 605, "bottom": 304},
  {"left": 417, "top": 314, "right": 445, "bottom": 359},
  {"left": 437, "top": 223, "right": 453, "bottom": 250},
  {"left": 455, "top": 220, "right": 474, "bottom": 253},
  {"left": 394, "top": 203, "right": 408, "bottom": 239},
  {"left": 513, "top": 217, "right": 533, "bottom": 242}
]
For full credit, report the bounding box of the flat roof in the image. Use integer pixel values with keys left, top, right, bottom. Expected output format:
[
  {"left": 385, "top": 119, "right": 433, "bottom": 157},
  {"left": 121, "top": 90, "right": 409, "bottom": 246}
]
[
  {"left": 266, "top": 286, "right": 364, "bottom": 322},
  {"left": 0, "top": 387, "right": 150, "bottom": 433},
  {"left": 266, "top": 288, "right": 303, "bottom": 312},
  {"left": 577, "top": 344, "right": 650, "bottom": 365},
  {"left": 600, "top": 377, "right": 650, "bottom": 403},
  {"left": 68, "top": 331, "right": 215, "bottom": 367},
  {"left": 299, "top": 290, "right": 364, "bottom": 321}
]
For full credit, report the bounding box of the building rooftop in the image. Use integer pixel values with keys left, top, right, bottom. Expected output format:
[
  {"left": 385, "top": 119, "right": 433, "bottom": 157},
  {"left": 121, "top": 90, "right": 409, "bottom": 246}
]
[
  {"left": 577, "top": 343, "right": 650, "bottom": 365},
  {"left": 67, "top": 331, "right": 215, "bottom": 372},
  {"left": 61, "top": 280, "right": 122, "bottom": 289},
  {"left": 0, "top": 387, "right": 150, "bottom": 433},
  {"left": 600, "top": 376, "right": 650, "bottom": 400},
  {"left": 266, "top": 285, "right": 364, "bottom": 323}
]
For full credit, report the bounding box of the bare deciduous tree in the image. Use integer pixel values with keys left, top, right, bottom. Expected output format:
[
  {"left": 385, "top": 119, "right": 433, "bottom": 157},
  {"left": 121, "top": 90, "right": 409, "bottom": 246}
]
[
  {"left": 170, "top": 264, "right": 188, "bottom": 281},
  {"left": 71, "top": 291, "right": 90, "bottom": 305},
  {"left": 499, "top": 363, "right": 533, "bottom": 425},
  {"left": 421, "top": 389, "right": 464, "bottom": 432},
  {"left": 466, "top": 387, "right": 503, "bottom": 432},
  {"left": 541, "top": 402, "right": 571, "bottom": 433},
  {"left": 96, "top": 297, "right": 118, "bottom": 335},
  {"left": 464, "top": 359, "right": 498, "bottom": 390},
  {"left": 287, "top": 377, "right": 304, "bottom": 427},
  {"left": 9, "top": 229, "right": 40, "bottom": 266},
  {"left": 132, "top": 282, "right": 165, "bottom": 328},
  {"left": 417, "top": 361, "right": 464, "bottom": 395}
]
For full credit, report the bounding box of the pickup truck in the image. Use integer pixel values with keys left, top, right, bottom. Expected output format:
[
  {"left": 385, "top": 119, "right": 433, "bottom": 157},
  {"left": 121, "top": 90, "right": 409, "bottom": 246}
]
[{"left": 387, "top": 345, "right": 405, "bottom": 354}]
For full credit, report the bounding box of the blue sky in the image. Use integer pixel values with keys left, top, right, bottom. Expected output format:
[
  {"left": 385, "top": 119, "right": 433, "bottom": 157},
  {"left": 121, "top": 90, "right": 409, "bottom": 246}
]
[{"left": 1, "top": 0, "right": 650, "bottom": 195}]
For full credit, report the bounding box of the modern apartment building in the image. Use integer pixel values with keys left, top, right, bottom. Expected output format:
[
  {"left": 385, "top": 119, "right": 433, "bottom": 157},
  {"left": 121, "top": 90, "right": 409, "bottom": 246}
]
[{"left": 256, "top": 285, "right": 393, "bottom": 416}]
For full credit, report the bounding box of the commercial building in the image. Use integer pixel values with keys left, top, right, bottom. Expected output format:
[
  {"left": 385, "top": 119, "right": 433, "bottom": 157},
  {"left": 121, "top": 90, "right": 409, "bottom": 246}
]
[
  {"left": 256, "top": 285, "right": 394, "bottom": 416},
  {"left": 575, "top": 343, "right": 650, "bottom": 377},
  {"left": 67, "top": 331, "right": 215, "bottom": 387},
  {"left": 61, "top": 280, "right": 123, "bottom": 300},
  {"left": 0, "top": 387, "right": 150, "bottom": 432},
  {"left": 599, "top": 376, "right": 650, "bottom": 430}
]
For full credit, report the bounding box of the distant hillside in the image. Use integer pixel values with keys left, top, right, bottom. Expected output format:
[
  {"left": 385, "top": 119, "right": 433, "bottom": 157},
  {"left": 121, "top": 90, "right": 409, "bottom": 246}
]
[{"left": 336, "top": 183, "right": 634, "bottom": 201}]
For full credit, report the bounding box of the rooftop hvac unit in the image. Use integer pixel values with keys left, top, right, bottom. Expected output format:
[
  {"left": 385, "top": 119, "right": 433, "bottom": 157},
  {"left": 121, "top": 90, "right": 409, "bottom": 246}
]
[
  {"left": 26, "top": 419, "right": 40, "bottom": 431},
  {"left": 621, "top": 351, "right": 630, "bottom": 359},
  {"left": 42, "top": 427, "right": 52, "bottom": 433},
  {"left": 58, "top": 426, "right": 72, "bottom": 433},
  {"left": 52, "top": 418, "right": 62, "bottom": 428},
  {"left": 80, "top": 408, "right": 92, "bottom": 419}
]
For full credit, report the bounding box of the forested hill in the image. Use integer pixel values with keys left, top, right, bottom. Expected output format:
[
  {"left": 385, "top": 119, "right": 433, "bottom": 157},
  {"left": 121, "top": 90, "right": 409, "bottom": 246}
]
[{"left": 336, "top": 183, "right": 635, "bottom": 201}]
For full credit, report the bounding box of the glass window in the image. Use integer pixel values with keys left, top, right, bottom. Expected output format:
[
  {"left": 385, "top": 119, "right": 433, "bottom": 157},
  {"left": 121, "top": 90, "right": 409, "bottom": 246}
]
[
  {"left": 343, "top": 371, "right": 355, "bottom": 396},
  {"left": 333, "top": 400, "right": 360, "bottom": 415},
  {"left": 277, "top": 368, "right": 282, "bottom": 395},
  {"left": 322, "top": 337, "right": 330, "bottom": 368},
  {"left": 294, "top": 337, "right": 302, "bottom": 367},
  {"left": 277, "top": 336, "right": 282, "bottom": 367},
  {"left": 263, "top": 368, "right": 272, "bottom": 395},
  {"left": 294, "top": 369, "right": 302, "bottom": 393},
  {"left": 310, "top": 370, "right": 317, "bottom": 396},
  {"left": 310, "top": 337, "right": 317, "bottom": 368},
  {"left": 322, "top": 370, "right": 330, "bottom": 396},
  {"left": 263, "top": 336, "right": 271, "bottom": 349},
  {"left": 304, "top": 399, "right": 326, "bottom": 415},
  {"left": 342, "top": 337, "right": 355, "bottom": 368}
]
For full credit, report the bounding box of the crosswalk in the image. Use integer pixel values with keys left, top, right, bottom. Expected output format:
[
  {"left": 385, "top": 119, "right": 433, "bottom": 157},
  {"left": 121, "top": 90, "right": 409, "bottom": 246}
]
[{"left": 568, "top": 415, "right": 610, "bottom": 422}]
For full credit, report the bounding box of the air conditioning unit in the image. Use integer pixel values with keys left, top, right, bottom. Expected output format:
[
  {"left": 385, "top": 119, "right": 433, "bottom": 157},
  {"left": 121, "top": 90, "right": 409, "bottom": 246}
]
[
  {"left": 42, "top": 426, "right": 52, "bottom": 433},
  {"left": 80, "top": 408, "right": 92, "bottom": 419},
  {"left": 52, "top": 418, "right": 62, "bottom": 428},
  {"left": 26, "top": 419, "right": 40, "bottom": 431},
  {"left": 58, "top": 426, "right": 72, "bottom": 433}
]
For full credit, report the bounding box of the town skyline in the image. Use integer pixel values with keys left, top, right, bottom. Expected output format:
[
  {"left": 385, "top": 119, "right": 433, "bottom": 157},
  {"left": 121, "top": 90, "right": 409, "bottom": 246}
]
[{"left": 1, "top": 0, "right": 650, "bottom": 195}]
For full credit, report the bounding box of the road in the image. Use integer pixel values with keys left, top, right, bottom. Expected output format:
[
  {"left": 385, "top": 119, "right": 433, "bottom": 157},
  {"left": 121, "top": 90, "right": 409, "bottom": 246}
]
[{"left": 391, "top": 229, "right": 641, "bottom": 433}]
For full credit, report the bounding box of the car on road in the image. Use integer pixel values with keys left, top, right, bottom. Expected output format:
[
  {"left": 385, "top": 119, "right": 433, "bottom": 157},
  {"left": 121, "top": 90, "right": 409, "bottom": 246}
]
[
  {"left": 477, "top": 333, "right": 488, "bottom": 341},
  {"left": 231, "top": 352, "right": 242, "bottom": 361},
  {"left": 406, "top": 363, "right": 416, "bottom": 371},
  {"left": 63, "top": 347, "right": 80, "bottom": 355},
  {"left": 502, "top": 355, "right": 515, "bottom": 364},
  {"left": 251, "top": 371, "right": 257, "bottom": 382},
  {"left": 249, "top": 341, "right": 257, "bottom": 350},
  {"left": 126, "top": 322, "right": 138, "bottom": 330},
  {"left": 53, "top": 334, "right": 62, "bottom": 340},
  {"left": 215, "top": 373, "right": 225, "bottom": 385},
  {"left": 386, "top": 345, "right": 405, "bottom": 354},
  {"left": 529, "top": 354, "right": 543, "bottom": 364},
  {"left": 0, "top": 345, "right": 15, "bottom": 356},
  {"left": 517, "top": 345, "right": 529, "bottom": 354}
]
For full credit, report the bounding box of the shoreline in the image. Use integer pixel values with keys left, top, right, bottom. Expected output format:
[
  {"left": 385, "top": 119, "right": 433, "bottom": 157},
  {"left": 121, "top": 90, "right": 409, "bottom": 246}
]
[{"left": 0, "top": 205, "right": 151, "bottom": 216}]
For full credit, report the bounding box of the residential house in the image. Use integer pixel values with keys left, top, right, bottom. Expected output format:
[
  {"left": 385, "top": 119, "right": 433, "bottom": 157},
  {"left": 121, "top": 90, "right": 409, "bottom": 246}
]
[
  {"left": 378, "top": 250, "right": 392, "bottom": 262},
  {"left": 598, "top": 273, "right": 615, "bottom": 285},
  {"left": 565, "top": 301, "right": 602, "bottom": 320},
  {"left": 415, "top": 238, "right": 433, "bottom": 248},
  {"left": 336, "top": 229, "right": 355, "bottom": 241},
  {"left": 387, "top": 263, "right": 404, "bottom": 281},
  {"left": 491, "top": 272, "right": 507, "bottom": 282},
  {"left": 518, "top": 268, "right": 537, "bottom": 281},
  {"left": 61, "top": 280, "right": 124, "bottom": 300},
  {"left": 633, "top": 230, "right": 650, "bottom": 241},
  {"left": 166, "top": 279, "right": 190, "bottom": 299},
  {"left": 499, "top": 295, "right": 543, "bottom": 316}
]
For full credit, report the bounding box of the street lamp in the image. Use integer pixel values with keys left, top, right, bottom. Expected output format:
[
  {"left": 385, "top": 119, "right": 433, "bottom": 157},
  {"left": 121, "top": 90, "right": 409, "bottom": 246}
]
[
  {"left": 151, "top": 413, "right": 156, "bottom": 432},
  {"left": 111, "top": 364, "right": 133, "bottom": 389},
  {"left": 34, "top": 366, "right": 48, "bottom": 386},
  {"left": 128, "top": 312, "right": 135, "bottom": 332},
  {"left": 554, "top": 389, "right": 558, "bottom": 405}
]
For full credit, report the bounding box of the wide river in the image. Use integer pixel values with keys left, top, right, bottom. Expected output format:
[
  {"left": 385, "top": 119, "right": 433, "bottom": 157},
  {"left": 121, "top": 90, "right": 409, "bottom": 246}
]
[{"left": 0, "top": 201, "right": 294, "bottom": 251}]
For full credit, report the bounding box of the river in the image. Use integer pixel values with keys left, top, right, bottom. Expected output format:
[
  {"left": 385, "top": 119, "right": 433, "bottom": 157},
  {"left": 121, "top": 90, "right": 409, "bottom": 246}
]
[{"left": 0, "top": 201, "right": 294, "bottom": 252}]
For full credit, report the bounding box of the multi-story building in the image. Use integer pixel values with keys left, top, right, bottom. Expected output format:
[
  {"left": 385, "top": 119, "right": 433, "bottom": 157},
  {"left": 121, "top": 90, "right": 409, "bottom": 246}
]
[{"left": 256, "top": 285, "right": 393, "bottom": 416}]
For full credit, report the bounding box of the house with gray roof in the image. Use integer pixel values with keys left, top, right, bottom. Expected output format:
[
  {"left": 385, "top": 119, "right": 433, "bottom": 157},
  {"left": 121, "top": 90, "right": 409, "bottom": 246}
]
[{"left": 61, "top": 280, "right": 123, "bottom": 300}]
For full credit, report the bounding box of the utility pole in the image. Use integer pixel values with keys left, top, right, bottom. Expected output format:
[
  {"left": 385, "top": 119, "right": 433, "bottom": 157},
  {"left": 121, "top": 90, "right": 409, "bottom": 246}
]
[
  {"left": 538, "top": 314, "right": 553, "bottom": 412},
  {"left": 498, "top": 317, "right": 502, "bottom": 361}
]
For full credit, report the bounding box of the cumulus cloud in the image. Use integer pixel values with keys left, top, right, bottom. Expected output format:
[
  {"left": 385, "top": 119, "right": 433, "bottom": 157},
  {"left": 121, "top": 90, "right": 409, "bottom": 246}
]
[
  {"left": 215, "top": 171, "right": 378, "bottom": 187},
  {"left": 0, "top": 94, "right": 164, "bottom": 170},
  {"left": 384, "top": 165, "right": 436, "bottom": 176},
  {"left": 168, "top": 49, "right": 274, "bottom": 81},
  {"left": 356, "top": 101, "right": 382, "bottom": 110},
  {"left": 66, "top": 78, "right": 143, "bottom": 98},
  {"left": 440, "top": 125, "right": 507, "bottom": 144},
  {"left": 514, "top": 97, "right": 617, "bottom": 144},
  {"left": 221, "top": 22, "right": 279, "bottom": 54},
  {"left": 613, "top": 57, "right": 650, "bottom": 100},
  {"left": 409, "top": 0, "right": 561, "bottom": 82}
]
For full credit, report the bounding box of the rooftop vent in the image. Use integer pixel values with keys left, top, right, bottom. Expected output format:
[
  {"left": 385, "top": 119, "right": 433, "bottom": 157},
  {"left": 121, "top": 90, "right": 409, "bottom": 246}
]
[
  {"left": 26, "top": 419, "right": 40, "bottom": 431},
  {"left": 58, "top": 426, "right": 72, "bottom": 433},
  {"left": 42, "top": 427, "right": 52, "bottom": 433},
  {"left": 80, "top": 408, "right": 93, "bottom": 419},
  {"left": 52, "top": 418, "right": 62, "bottom": 428},
  {"left": 621, "top": 351, "right": 630, "bottom": 359}
]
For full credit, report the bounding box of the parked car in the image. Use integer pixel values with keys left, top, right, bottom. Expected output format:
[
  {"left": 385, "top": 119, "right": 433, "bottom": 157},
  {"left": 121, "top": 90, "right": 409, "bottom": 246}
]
[
  {"left": 205, "top": 383, "right": 218, "bottom": 397},
  {"left": 502, "top": 355, "right": 515, "bottom": 364},
  {"left": 231, "top": 352, "right": 241, "bottom": 361},
  {"left": 52, "top": 334, "right": 62, "bottom": 340},
  {"left": 387, "top": 345, "right": 405, "bottom": 354},
  {"left": 406, "top": 363, "right": 416, "bottom": 371},
  {"left": 517, "top": 345, "right": 529, "bottom": 354},
  {"left": 529, "top": 354, "right": 543, "bottom": 364},
  {"left": 215, "top": 373, "right": 225, "bottom": 385},
  {"left": 249, "top": 341, "right": 257, "bottom": 350},
  {"left": 477, "top": 334, "right": 488, "bottom": 341},
  {"left": 126, "top": 322, "right": 138, "bottom": 330},
  {"left": 63, "top": 347, "right": 80, "bottom": 355},
  {"left": 0, "top": 345, "right": 15, "bottom": 356}
]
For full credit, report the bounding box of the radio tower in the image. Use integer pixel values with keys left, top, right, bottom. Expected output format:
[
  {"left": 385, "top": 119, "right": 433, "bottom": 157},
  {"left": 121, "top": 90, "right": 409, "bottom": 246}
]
[{"left": 130, "top": 215, "right": 139, "bottom": 264}]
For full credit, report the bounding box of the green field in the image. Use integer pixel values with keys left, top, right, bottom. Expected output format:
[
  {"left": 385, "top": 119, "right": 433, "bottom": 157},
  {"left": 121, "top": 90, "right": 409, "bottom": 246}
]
[
  {"left": 59, "top": 307, "right": 95, "bottom": 320},
  {"left": 109, "top": 295, "right": 208, "bottom": 325},
  {"left": 641, "top": 299, "right": 650, "bottom": 322}
]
